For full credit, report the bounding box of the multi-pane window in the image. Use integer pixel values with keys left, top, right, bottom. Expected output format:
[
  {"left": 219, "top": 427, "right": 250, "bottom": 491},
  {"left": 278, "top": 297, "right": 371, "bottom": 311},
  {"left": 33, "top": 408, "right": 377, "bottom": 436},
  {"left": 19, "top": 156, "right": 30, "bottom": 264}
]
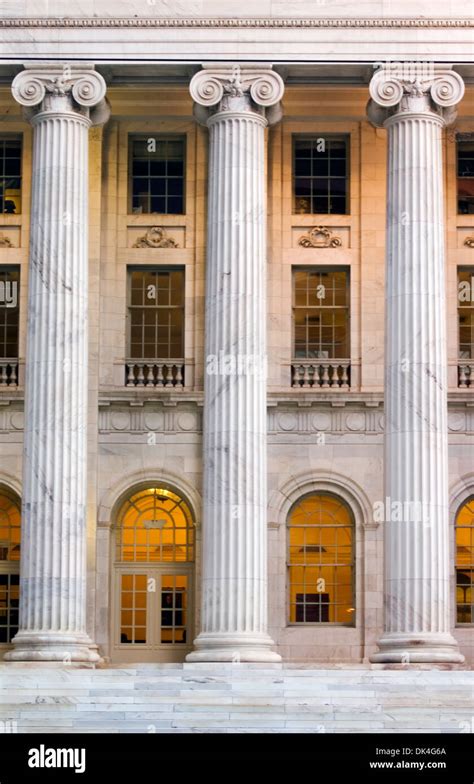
[
  {"left": 0, "top": 136, "right": 21, "bottom": 215},
  {"left": 0, "top": 489, "right": 21, "bottom": 644},
  {"left": 455, "top": 497, "right": 474, "bottom": 624},
  {"left": 293, "top": 268, "right": 350, "bottom": 359},
  {"left": 458, "top": 268, "right": 474, "bottom": 360},
  {"left": 288, "top": 493, "right": 355, "bottom": 624},
  {"left": 128, "top": 268, "right": 184, "bottom": 360},
  {"left": 0, "top": 267, "right": 19, "bottom": 358},
  {"left": 457, "top": 136, "right": 474, "bottom": 214},
  {"left": 120, "top": 574, "right": 147, "bottom": 644},
  {"left": 129, "top": 135, "right": 185, "bottom": 214},
  {"left": 293, "top": 136, "right": 349, "bottom": 214},
  {"left": 161, "top": 575, "right": 188, "bottom": 645},
  {"left": 117, "top": 487, "right": 194, "bottom": 564}
]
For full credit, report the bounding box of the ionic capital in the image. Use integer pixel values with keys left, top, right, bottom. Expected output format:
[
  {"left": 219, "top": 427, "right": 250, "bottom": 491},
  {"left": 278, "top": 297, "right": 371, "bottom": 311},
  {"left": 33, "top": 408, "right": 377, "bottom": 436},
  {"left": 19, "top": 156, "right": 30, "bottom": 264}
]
[
  {"left": 190, "top": 65, "right": 284, "bottom": 125},
  {"left": 367, "top": 67, "right": 464, "bottom": 127},
  {"left": 12, "top": 65, "right": 109, "bottom": 126}
]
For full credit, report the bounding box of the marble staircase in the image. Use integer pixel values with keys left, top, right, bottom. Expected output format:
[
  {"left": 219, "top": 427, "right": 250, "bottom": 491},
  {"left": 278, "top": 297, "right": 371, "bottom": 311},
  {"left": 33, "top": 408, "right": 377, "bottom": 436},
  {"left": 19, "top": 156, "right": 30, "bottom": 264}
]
[{"left": 0, "top": 664, "right": 473, "bottom": 733}]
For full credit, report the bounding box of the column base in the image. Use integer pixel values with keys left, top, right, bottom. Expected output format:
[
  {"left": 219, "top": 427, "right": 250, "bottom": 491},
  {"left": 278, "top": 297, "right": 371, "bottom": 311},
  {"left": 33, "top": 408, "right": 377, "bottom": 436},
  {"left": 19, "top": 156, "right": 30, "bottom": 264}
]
[
  {"left": 186, "top": 632, "right": 282, "bottom": 663},
  {"left": 369, "top": 632, "right": 465, "bottom": 666},
  {"left": 3, "top": 631, "right": 101, "bottom": 664}
]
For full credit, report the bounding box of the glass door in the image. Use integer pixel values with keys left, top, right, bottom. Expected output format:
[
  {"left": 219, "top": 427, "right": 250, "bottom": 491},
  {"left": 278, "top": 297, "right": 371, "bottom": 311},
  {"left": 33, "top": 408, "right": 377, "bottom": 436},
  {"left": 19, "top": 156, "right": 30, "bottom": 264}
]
[
  {"left": 113, "top": 567, "right": 192, "bottom": 662},
  {"left": 160, "top": 574, "right": 188, "bottom": 645},
  {"left": 119, "top": 573, "right": 148, "bottom": 646}
]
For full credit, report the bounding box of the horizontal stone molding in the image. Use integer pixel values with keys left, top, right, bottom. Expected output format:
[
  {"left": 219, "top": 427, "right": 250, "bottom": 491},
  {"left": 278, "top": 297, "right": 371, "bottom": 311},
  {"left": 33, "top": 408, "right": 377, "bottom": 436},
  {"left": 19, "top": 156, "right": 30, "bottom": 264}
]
[
  {"left": 268, "top": 406, "right": 383, "bottom": 434},
  {"left": 98, "top": 403, "right": 202, "bottom": 435},
  {"left": 1, "top": 400, "right": 474, "bottom": 435},
  {"left": 0, "top": 18, "right": 473, "bottom": 29}
]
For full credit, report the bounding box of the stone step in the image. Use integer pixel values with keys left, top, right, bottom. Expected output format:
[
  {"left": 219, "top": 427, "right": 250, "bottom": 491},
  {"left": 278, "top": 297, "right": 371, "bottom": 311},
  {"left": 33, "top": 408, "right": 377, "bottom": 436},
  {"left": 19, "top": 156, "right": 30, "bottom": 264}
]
[{"left": 1, "top": 665, "right": 472, "bottom": 733}]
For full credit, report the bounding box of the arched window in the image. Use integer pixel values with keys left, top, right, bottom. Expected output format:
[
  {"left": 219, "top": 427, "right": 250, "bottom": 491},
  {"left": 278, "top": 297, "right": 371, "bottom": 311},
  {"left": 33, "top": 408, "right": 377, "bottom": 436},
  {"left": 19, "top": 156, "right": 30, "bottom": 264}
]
[
  {"left": 287, "top": 492, "right": 355, "bottom": 624},
  {"left": 455, "top": 497, "right": 474, "bottom": 624},
  {"left": 0, "top": 488, "right": 21, "bottom": 644},
  {"left": 113, "top": 485, "right": 194, "bottom": 659},
  {"left": 116, "top": 486, "right": 194, "bottom": 563}
]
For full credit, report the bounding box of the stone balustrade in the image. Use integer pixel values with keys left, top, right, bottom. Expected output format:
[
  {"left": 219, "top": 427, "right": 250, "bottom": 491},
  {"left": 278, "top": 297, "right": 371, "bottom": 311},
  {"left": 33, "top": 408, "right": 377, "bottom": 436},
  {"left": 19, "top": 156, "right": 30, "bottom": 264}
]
[
  {"left": 291, "top": 359, "right": 351, "bottom": 389},
  {"left": 0, "top": 361, "right": 18, "bottom": 387},
  {"left": 125, "top": 360, "right": 185, "bottom": 388}
]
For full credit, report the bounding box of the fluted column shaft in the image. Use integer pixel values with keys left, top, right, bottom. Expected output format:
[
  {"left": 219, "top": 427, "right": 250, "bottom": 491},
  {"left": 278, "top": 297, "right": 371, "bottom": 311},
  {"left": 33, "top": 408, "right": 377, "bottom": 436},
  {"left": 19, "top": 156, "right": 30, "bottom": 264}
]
[
  {"left": 368, "top": 69, "right": 465, "bottom": 664},
  {"left": 6, "top": 67, "right": 107, "bottom": 662},
  {"left": 203, "top": 110, "right": 268, "bottom": 644},
  {"left": 187, "top": 67, "right": 283, "bottom": 661}
]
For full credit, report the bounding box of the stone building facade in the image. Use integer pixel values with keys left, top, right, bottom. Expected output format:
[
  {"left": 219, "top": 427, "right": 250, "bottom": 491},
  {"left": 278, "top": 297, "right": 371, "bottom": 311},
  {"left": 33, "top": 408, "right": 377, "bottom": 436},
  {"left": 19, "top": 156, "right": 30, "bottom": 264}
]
[{"left": 0, "top": 3, "right": 473, "bottom": 670}]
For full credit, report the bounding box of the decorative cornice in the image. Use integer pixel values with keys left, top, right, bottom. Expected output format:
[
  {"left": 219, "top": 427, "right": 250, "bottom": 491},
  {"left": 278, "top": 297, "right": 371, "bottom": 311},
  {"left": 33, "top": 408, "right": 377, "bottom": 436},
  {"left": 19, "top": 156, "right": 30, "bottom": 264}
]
[
  {"left": 298, "top": 226, "right": 342, "bottom": 248},
  {"left": 98, "top": 403, "right": 202, "bottom": 436},
  {"left": 2, "top": 397, "right": 473, "bottom": 435},
  {"left": 133, "top": 226, "right": 179, "bottom": 248},
  {"left": 0, "top": 17, "right": 473, "bottom": 29}
]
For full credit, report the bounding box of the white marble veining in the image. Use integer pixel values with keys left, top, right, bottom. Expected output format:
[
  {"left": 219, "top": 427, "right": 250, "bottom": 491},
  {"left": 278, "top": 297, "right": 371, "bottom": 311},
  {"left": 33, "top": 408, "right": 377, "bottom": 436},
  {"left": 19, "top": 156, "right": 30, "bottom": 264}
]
[
  {"left": 0, "top": 11, "right": 473, "bottom": 675},
  {"left": 367, "top": 69, "right": 465, "bottom": 665},
  {"left": 5, "top": 67, "right": 108, "bottom": 663},
  {"left": 1, "top": 4, "right": 474, "bottom": 63},
  {"left": 1, "top": 1, "right": 471, "bottom": 18},
  {"left": 186, "top": 68, "right": 284, "bottom": 662},
  {"left": 0, "top": 664, "right": 473, "bottom": 733}
]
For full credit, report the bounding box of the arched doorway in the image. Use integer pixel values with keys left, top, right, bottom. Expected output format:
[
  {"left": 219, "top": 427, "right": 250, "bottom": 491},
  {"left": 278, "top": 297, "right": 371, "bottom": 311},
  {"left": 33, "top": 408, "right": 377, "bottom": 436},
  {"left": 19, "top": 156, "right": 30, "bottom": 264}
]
[
  {"left": 0, "top": 487, "right": 20, "bottom": 649},
  {"left": 111, "top": 485, "right": 195, "bottom": 662}
]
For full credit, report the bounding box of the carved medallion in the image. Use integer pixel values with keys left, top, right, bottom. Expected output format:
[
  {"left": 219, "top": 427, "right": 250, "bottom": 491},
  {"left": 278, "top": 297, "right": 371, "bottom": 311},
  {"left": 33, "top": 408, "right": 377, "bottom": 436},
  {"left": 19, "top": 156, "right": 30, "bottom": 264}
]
[
  {"left": 0, "top": 233, "right": 14, "bottom": 248},
  {"left": 298, "top": 226, "right": 342, "bottom": 248},
  {"left": 133, "top": 226, "right": 179, "bottom": 248}
]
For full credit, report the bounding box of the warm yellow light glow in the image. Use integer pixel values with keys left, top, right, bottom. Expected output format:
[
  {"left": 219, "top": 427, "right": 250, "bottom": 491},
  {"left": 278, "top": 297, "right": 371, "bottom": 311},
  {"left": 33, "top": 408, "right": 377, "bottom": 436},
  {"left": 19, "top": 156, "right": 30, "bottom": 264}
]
[
  {"left": 455, "top": 498, "right": 474, "bottom": 624},
  {"left": 116, "top": 486, "right": 194, "bottom": 563},
  {"left": 287, "top": 493, "right": 354, "bottom": 624},
  {"left": 0, "top": 490, "right": 21, "bottom": 562}
]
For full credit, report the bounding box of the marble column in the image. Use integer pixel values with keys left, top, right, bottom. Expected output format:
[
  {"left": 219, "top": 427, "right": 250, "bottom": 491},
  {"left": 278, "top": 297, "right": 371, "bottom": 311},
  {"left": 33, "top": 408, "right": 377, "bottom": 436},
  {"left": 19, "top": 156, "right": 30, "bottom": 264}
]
[
  {"left": 187, "top": 67, "right": 284, "bottom": 661},
  {"left": 368, "top": 68, "right": 465, "bottom": 664},
  {"left": 5, "top": 66, "right": 108, "bottom": 662}
]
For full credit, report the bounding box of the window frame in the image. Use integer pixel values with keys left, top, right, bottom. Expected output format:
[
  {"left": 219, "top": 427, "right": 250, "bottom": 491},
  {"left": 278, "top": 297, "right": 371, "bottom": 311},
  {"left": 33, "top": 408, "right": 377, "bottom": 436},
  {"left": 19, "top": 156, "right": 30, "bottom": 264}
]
[
  {"left": 0, "top": 265, "right": 20, "bottom": 360},
  {"left": 456, "top": 133, "right": 474, "bottom": 216},
  {"left": 292, "top": 133, "right": 350, "bottom": 216},
  {"left": 127, "top": 133, "right": 186, "bottom": 216},
  {"left": 286, "top": 491, "right": 356, "bottom": 627},
  {"left": 292, "top": 266, "right": 351, "bottom": 360},
  {"left": 0, "top": 134, "right": 22, "bottom": 216},
  {"left": 126, "top": 266, "right": 185, "bottom": 361},
  {"left": 458, "top": 266, "right": 474, "bottom": 361},
  {"left": 455, "top": 495, "right": 474, "bottom": 627},
  {"left": 0, "top": 487, "right": 21, "bottom": 646}
]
